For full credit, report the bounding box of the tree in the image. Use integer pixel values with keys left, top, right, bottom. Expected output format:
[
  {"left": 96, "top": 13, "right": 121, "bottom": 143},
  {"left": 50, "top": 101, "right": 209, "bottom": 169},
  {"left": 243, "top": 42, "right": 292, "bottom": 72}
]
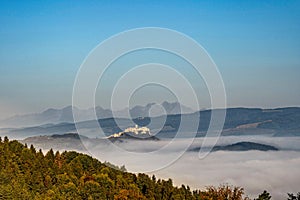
[
  {"left": 30, "top": 144, "right": 36, "bottom": 153},
  {"left": 287, "top": 192, "right": 300, "bottom": 200},
  {"left": 255, "top": 190, "right": 272, "bottom": 200},
  {"left": 152, "top": 175, "right": 156, "bottom": 182},
  {"left": 200, "top": 184, "right": 246, "bottom": 200},
  {"left": 45, "top": 149, "right": 55, "bottom": 161},
  {"left": 120, "top": 165, "right": 127, "bottom": 172},
  {"left": 3, "top": 136, "right": 8, "bottom": 143}
]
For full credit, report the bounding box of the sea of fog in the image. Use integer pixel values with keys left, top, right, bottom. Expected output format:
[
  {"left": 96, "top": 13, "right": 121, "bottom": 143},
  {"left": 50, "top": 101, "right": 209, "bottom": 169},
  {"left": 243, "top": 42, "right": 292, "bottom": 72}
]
[
  {"left": 79, "top": 136, "right": 300, "bottom": 200},
  {"left": 3, "top": 132, "right": 299, "bottom": 199}
]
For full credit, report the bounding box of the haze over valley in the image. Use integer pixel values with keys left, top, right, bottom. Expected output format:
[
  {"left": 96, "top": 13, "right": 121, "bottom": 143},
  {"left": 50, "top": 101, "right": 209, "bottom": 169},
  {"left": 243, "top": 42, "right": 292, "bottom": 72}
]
[{"left": 1, "top": 104, "right": 299, "bottom": 199}]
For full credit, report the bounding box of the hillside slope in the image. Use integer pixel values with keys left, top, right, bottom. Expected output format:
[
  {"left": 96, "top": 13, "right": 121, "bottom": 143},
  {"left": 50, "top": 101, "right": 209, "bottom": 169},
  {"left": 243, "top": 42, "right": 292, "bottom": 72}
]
[{"left": 0, "top": 137, "right": 249, "bottom": 199}]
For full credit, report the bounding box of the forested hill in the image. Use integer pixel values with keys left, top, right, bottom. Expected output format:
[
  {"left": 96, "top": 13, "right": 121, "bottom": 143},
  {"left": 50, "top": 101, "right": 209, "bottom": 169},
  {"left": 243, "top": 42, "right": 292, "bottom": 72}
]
[{"left": 0, "top": 136, "right": 251, "bottom": 200}]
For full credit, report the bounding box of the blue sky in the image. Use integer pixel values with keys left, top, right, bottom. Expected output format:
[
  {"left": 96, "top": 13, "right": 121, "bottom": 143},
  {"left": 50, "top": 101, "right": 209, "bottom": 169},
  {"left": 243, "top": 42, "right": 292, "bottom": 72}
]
[{"left": 0, "top": 0, "right": 300, "bottom": 118}]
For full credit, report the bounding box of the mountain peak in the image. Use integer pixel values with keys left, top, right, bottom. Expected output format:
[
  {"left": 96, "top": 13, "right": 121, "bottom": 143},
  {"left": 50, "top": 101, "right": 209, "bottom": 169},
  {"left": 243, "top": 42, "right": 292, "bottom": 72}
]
[{"left": 0, "top": 101, "right": 194, "bottom": 128}]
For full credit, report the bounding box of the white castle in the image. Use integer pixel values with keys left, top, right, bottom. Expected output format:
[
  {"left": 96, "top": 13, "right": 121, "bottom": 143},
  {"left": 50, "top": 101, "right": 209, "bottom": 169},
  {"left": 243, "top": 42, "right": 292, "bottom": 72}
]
[{"left": 109, "top": 125, "right": 151, "bottom": 138}]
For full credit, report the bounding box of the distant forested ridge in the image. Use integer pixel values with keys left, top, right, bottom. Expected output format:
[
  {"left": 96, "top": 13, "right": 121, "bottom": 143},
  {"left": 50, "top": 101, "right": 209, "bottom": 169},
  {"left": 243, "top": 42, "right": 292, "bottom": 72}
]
[{"left": 0, "top": 136, "right": 297, "bottom": 199}]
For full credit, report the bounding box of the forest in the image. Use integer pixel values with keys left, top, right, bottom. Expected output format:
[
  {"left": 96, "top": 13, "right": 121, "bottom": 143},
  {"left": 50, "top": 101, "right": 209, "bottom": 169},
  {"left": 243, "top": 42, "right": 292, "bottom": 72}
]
[{"left": 0, "top": 136, "right": 299, "bottom": 200}]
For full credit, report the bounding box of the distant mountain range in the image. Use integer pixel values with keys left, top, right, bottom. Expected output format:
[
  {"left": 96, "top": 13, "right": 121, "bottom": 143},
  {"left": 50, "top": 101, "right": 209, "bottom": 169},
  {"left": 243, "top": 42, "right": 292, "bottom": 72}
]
[
  {"left": 0, "top": 101, "right": 193, "bottom": 128},
  {"left": 2, "top": 107, "right": 300, "bottom": 140}
]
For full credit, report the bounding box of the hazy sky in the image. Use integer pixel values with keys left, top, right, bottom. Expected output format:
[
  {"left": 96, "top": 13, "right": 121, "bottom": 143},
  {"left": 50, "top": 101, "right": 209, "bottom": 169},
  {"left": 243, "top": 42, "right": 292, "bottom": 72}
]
[{"left": 0, "top": 0, "right": 300, "bottom": 119}]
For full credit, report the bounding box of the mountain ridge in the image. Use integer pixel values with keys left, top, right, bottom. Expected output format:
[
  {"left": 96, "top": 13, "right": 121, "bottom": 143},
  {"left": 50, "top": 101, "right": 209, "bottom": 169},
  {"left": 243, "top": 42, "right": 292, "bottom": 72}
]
[
  {"left": 2, "top": 107, "right": 300, "bottom": 140},
  {"left": 0, "top": 101, "right": 194, "bottom": 128}
]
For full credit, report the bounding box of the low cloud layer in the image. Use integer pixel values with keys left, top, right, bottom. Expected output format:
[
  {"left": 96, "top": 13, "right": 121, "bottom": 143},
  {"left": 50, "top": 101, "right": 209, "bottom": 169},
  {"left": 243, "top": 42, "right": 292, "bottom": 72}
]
[
  {"left": 28, "top": 136, "right": 300, "bottom": 199},
  {"left": 154, "top": 151, "right": 300, "bottom": 199},
  {"left": 83, "top": 136, "right": 300, "bottom": 199}
]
